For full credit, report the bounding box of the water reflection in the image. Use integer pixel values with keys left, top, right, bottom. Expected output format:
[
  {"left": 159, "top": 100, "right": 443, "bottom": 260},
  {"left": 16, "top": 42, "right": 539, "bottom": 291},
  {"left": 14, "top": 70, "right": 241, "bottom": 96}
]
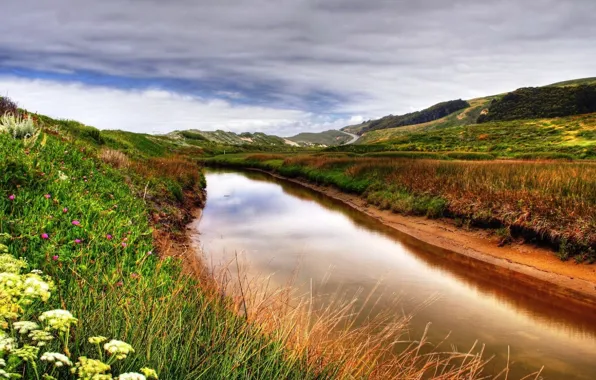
[{"left": 198, "top": 169, "right": 596, "bottom": 379}]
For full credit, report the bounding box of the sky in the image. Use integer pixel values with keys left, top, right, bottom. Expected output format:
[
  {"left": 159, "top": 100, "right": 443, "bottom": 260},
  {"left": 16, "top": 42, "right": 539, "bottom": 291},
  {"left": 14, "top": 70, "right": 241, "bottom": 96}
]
[{"left": 0, "top": 0, "right": 594, "bottom": 136}]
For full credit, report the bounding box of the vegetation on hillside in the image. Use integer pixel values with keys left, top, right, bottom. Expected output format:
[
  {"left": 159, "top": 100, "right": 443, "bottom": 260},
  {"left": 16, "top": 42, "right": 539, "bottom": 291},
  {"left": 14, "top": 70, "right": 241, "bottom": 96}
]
[
  {"left": 207, "top": 153, "right": 596, "bottom": 262},
  {"left": 287, "top": 130, "right": 352, "bottom": 146},
  {"left": 478, "top": 85, "right": 596, "bottom": 123},
  {"left": 331, "top": 113, "right": 596, "bottom": 159},
  {"left": 358, "top": 99, "right": 470, "bottom": 135}
]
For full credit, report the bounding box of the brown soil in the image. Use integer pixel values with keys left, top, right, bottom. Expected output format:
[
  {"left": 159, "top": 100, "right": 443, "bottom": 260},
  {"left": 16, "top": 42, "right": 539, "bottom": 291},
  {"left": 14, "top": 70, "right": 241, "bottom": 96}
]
[{"left": 250, "top": 169, "right": 596, "bottom": 311}]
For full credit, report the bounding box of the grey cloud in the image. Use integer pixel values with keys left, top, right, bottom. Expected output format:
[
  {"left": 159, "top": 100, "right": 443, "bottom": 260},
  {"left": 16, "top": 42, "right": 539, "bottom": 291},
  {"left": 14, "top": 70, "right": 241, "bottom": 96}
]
[{"left": 1, "top": 0, "right": 595, "bottom": 126}]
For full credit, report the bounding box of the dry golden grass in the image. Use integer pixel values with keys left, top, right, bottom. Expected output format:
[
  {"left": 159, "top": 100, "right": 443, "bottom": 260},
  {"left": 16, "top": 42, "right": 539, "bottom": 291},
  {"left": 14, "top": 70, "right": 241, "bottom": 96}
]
[
  {"left": 99, "top": 148, "right": 130, "bottom": 168},
  {"left": 207, "top": 258, "right": 543, "bottom": 379}
]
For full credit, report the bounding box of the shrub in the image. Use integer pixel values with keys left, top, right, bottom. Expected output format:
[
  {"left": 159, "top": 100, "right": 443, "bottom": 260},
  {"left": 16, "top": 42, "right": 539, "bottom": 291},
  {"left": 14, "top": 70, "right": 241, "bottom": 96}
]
[
  {"left": 0, "top": 97, "right": 18, "bottom": 117},
  {"left": 99, "top": 149, "right": 130, "bottom": 169},
  {"left": 0, "top": 114, "right": 37, "bottom": 139}
]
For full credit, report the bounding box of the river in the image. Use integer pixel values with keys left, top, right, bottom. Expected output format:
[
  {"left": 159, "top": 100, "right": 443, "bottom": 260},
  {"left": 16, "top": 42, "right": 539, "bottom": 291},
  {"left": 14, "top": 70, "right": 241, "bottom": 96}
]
[{"left": 196, "top": 169, "right": 596, "bottom": 379}]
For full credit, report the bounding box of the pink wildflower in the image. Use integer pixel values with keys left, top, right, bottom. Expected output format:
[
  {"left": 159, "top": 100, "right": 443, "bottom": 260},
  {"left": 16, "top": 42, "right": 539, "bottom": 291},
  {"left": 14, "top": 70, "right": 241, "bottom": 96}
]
[
  {"left": 106, "top": 234, "right": 112, "bottom": 240},
  {"left": 71, "top": 220, "right": 80, "bottom": 226},
  {"left": 8, "top": 194, "right": 15, "bottom": 201},
  {"left": 116, "top": 281, "right": 124, "bottom": 287},
  {"left": 44, "top": 194, "right": 51, "bottom": 199},
  {"left": 147, "top": 251, "right": 153, "bottom": 256},
  {"left": 75, "top": 239, "right": 82, "bottom": 244},
  {"left": 63, "top": 207, "right": 68, "bottom": 213},
  {"left": 121, "top": 242, "right": 127, "bottom": 248},
  {"left": 41, "top": 233, "right": 49, "bottom": 239},
  {"left": 52, "top": 255, "right": 59, "bottom": 261}
]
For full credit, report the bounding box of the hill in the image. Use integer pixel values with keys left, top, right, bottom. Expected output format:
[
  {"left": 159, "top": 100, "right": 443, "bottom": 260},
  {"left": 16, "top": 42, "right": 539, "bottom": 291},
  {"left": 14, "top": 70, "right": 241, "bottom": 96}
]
[
  {"left": 287, "top": 129, "right": 353, "bottom": 146},
  {"left": 353, "top": 77, "right": 596, "bottom": 146},
  {"left": 168, "top": 129, "right": 291, "bottom": 146},
  {"left": 355, "top": 99, "right": 470, "bottom": 135}
]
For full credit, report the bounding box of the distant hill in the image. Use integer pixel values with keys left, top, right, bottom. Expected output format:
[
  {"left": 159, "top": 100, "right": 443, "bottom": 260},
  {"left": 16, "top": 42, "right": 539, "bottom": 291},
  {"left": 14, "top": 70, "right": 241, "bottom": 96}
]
[
  {"left": 352, "top": 77, "right": 596, "bottom": 145},
  {"left": 354, "top": 99, "right": 470, "bottom": 135},
  {"left": 168, "top": 129, "right": 293, "bottom": 147},
  {"left": 287, "top": 130, "right": 353, "bottom": 147}
]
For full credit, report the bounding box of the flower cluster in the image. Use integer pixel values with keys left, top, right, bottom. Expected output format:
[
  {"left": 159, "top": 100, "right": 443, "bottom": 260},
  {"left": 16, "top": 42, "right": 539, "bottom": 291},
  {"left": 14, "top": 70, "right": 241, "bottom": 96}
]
[
  {"left": 0, "top": 251, "right": 159, "bottom": 379},
  {"left": 104, "top": 340, "right": 134, "bottom": 360},
  {"left": 39, "top": 309, "right": 78, "bottom": 332}
]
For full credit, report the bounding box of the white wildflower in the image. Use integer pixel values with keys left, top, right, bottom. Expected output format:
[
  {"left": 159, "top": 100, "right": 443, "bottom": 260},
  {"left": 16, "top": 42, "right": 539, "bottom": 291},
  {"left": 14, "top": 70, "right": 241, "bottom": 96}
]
[
  {"left": 41, "top": 352, "right": 73, "bottom": 367},
  {"left": 58, "top": 171, "right": 69, "bottom": 181},
  {"left": 0, "top": 358, "right": 5, "bottom": 367},
  {"left": 13, "top": 321, "right": 39, "bottom": 334},
  {"left": 39, "top": 309, "right": 77, "bottom": 332},
  {"left": 0, "top": 336, "right": 16, "bottom": 353},
  {"left": 104, "top": 340, "right": 134, "bottom": 360},
  {"left": 22, "top": 274, "right": 52, "bottom": 302},
  {"left": 0, "top": 369, "right": 10, "bottom": 379},
  {"left": 31, "top": 269, "right": 43, "bottom": 275},
  {"left": 118, "top": 373, "right": 146, "bottom": 380},
  {"left": 29, "top": 329, "right": 54, "bottom": 346}
]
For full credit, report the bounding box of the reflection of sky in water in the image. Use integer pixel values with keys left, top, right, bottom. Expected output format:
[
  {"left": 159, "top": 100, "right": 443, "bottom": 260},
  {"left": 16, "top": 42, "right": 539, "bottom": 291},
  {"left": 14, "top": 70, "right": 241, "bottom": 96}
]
[{"left": 199, "top": 171, "right": 596, "bottom": 380}]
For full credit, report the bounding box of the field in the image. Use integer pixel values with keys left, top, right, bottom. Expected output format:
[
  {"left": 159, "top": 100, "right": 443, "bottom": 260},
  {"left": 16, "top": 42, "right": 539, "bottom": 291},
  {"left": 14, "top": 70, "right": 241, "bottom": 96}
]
[{"left": 207, "top": 153, "right": 596, "bottom": 262}]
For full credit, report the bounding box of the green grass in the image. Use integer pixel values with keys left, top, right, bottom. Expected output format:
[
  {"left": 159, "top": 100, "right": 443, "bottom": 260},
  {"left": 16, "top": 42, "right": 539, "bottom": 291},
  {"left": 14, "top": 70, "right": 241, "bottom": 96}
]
[
  {"left": 0, "top": 132, "right": 337, "bottom": 379},
  {"left": 348, "top": 113, "right": 596, "bottom": 159}
]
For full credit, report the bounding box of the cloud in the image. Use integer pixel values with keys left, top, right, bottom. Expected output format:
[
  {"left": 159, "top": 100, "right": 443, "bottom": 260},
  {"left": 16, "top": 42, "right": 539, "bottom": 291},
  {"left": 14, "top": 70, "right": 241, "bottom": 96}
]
[
  {"left": 1, "top": 0, "right": 595, "bottom": 133},
  {"left": 0, "top": 76, "right": 357, "bottom": 136}
]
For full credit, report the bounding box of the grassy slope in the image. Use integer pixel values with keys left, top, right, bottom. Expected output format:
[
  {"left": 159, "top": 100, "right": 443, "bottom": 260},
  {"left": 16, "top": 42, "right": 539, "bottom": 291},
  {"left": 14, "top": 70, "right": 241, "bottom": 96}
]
[
  {"left": 354, "top": 77, "right": 596, "bottom": 148},
  {"left": 0, "top": 121, "right": 336, "bottom": 378},
  {"left": 287, "top": 129, "right": 352, "bottom": 146}
]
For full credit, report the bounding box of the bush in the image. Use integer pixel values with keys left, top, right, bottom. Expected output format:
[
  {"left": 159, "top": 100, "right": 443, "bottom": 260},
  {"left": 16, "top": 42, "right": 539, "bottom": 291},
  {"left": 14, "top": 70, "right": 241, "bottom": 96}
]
[
  {"left": 446, "top": 152, "right": 495, "bottom": 160},
  {"left": 0, "top": 97, "right": 18, "bottom": 117},
  {"left": 0, "top": 113, "right": 37, "bottom": 139}
]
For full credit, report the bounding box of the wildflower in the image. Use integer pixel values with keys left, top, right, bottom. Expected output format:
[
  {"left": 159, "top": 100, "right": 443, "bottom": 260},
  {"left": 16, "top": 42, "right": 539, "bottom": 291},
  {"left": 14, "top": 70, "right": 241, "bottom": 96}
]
[
  {"left": 52, "top": 255, "right": 59, "bottom": 261},
  {"left": 44, "top": 194, "right": 51, "bottom": 199},
  {"left": 13, "top": 321, "right": 39, "bottom": 334},
  {"left": 0, "top": 358, "right": 4, "bottom": 367},
  {"left": 58, "top": 171, "right": 69, "bottom": 181},
  {"left": 39, "top": 309, "right": 77, "bottom": 332},
  {"left": 23, "top": 273, "right": 53, "bottom": 301},
  {"left": 63, "top": 207, "right": 68, "bottom": 213},
  {"left": 106, "top": 234, "right": 112, "bottom": 240},
  {"left": 0, "top": 369, "right": 10, "bottom": 379},
  {"left": 140, "top": 368, "right": 158, "bottom": 379},
  {"left": 13, "top": 345, "right": 39, "bottom": 362},
  {"left": 41, "top": 352, "right": 73, "bottom": 367},
  {"left": 121, "top": 243, "right": 127, "bottom": 248},
  {"left": 29, "top": 330, "right": 54, "bottom": 347},
  {"left": 41, "top": 233, "right": 49, "bottom": 240},
  {"left": 88, "top": 336, "right": 108, "bottom": 345},
  {"left": 147, "top": 251, "right": 153, "bottom": 256},
  {"left": 71, "top": 357, "right": 111, "bottom": 379},
  {"left": 0, "top": 255, "right": 27, "bottom": 273},
  {"left": 0, "top": 336, "right": 16, "bottom": 353},
  {"left": 104, "top": 340, "right": 134, "bottom": 360},
  {"left": 31, "top": 269, "right": 43, "bottom": 275},
  {"left": 116, "top": 281, "right": 124, "bottom": 287},
  {"left": 8, "top": 195, "right": 14, "bottom": 201},
  {"left": 130, "top": 273, "right": 140, "bottom": 279},
  {"left": 119, "top": 373, "right": 146, "bottom": 380},
  {"left": 75, "top": 239, "right": 82, "bottom": 244},
  {"left": 72, "top": 220, "right": 80, "bottom": 226}
]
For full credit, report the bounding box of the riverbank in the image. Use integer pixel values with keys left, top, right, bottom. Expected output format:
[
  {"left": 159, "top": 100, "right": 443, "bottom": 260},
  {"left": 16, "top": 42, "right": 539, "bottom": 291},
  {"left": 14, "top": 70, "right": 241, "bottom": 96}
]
[{"left": 204, "top": 157, "right": 596, "bottom": 312}]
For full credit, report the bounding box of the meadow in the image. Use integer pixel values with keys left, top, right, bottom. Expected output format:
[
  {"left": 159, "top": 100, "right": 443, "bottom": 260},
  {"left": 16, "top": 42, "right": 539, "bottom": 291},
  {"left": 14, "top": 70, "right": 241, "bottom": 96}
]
[
  {"left": 207, "top": 153, "right": 596, "bottom": 262},
  {"left": 0, "top": 108, "right": 498, "bottom": 378}
]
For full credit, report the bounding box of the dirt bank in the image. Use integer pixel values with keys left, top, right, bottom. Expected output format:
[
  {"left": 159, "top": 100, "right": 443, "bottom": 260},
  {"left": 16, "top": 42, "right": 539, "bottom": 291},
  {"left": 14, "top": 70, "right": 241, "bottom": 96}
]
[{"left": 248, "top": 169, "right": 596, "bottom": 311}]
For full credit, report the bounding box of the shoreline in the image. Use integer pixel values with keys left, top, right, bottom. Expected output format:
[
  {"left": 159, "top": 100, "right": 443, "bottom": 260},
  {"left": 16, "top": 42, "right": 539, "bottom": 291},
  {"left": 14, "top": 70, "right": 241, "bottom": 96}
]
[{"left": 242, "top": 168, "right": 596, "bottom": 311}]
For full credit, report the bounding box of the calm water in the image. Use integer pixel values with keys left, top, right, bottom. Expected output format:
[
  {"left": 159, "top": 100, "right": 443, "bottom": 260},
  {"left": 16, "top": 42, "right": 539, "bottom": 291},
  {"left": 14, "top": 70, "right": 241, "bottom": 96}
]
[{"left": 197, "top": 169, "right": 596, "bottom": 379}]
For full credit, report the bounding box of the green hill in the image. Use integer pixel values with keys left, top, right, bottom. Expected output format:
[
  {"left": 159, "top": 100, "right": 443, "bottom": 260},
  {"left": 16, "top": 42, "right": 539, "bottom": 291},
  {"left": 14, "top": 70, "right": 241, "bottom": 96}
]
[
  {"left": 353, "top": 77, "right": 596, "bottom": 147},
  {"left": 287, "top": 129, "right": 353, "bottom": 146}
]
